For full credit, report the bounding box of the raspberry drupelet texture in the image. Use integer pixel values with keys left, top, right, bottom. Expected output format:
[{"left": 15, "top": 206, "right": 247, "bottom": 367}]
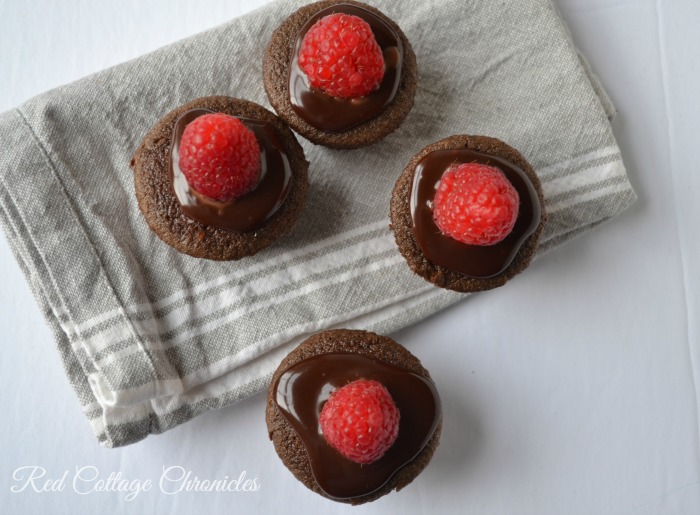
[
  {"left": 319, "top": 379, "right": 400, "bottom": 465},
  {"left": 433, "top": 163, "right": 520, "bottom": 246},
  {"left": 298, "top": 13, "right": 385, "bottom": 99},
  {"left": 179, "top": 113, "right": 261, "bottom": 202}
]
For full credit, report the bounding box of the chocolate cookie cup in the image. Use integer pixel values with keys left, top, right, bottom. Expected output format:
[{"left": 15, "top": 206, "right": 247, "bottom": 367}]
[
  {"left": 266, "top": 329, "right": 442, "bottom": 505},
  {"left": 390, "top": 135, "right": 547, "bottom": 292},
  {"left": 263, "top": 0, "right": 418, "bottom": 149},
  {"left": 130, "top": 96, "right": 309, "bottom": 260}
]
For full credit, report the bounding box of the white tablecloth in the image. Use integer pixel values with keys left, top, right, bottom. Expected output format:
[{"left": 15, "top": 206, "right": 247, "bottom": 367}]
[{"left": 1, "top": 1, "right": 698, "bottom": 513}]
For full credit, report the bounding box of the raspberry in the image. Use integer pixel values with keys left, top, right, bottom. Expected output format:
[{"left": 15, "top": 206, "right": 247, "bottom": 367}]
[
  {"left": 433, "top": 163, "right": 520, "bottom": 246},
  {"left": 298, "top": 13, "right": 385, "bottom": 99},
  {"left": 319, "top": 379, "right": 400, "bottom": 464},
  {"left": 179, "top": 113, "right": 261, "bottom": 202}
]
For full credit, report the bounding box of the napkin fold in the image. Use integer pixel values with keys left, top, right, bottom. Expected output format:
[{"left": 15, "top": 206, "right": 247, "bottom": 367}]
[{"left": 0, "top": 0, "right": 635, "bottom": 447}]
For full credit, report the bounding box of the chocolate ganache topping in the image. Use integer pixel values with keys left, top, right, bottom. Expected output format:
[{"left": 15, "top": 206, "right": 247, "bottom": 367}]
[
  {"left": 411, "top": 149, "right": 542, "bottom": 278},
  {"left": 288, "top": 3, "right": 404, "bottom": 133},
  {"left": 170, "top": 109, "right": 292, "bottom": 233},
  {"left": 273, "top": 353, "right": 441, "bottom": 500}
]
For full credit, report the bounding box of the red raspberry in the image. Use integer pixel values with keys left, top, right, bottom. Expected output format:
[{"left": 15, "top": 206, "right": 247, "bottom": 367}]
[
  {"left": 319, "top": 379, "right": 400, "bottom": 464},
  {"left": 179, "top": 113, "right": 261, "bottom": 202},
  {"left": 433, "top": 163, "right": 520, "bottom": 246},
  {"left": 298, "top": 13, "right": 385, "bottom": 99}
]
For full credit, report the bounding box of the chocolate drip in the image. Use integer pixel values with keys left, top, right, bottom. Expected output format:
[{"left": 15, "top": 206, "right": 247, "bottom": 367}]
[
  {"left": 273, "top": 353, "right": 441, "bottom": 500},
  {"left": 288, "top": 4, "right": 404, "bottom": 133},
  {"left": 410, "top": 149, "right": 541, "bottom": 278},
  {"left": 170, "top": 109, "right": 292, "bottom": 233}
]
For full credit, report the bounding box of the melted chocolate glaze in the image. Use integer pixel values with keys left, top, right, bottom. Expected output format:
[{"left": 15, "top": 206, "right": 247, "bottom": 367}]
[
  {"left": 288, "top": 3, "right": 404, "bottom": 133},
  {"left": 273, "top": 353, "right": 441, "bottom": 500},
  {"left": 410, "top": 149, "right": 542, "bottom": 278},
  {"left": 170, "top": 109, "right": 292, "bottom": 233}
]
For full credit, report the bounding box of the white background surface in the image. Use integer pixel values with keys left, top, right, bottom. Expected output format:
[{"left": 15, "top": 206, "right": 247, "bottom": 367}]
[{"left": 1, "top": 0, "right": 699, "bottom": 513}]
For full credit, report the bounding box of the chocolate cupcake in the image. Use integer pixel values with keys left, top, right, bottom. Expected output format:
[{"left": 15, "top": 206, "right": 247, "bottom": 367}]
[
  {"left": 266, "top": 329, "right": 442, "bottom": 505},
  {"left": 390, "top": 135, "right": 547, "bottom": 292},
  {"left": 131, "top": 96, "right": 309, "bottom": 260},
  {"left": 263, "top": 0, "right": 417, "bottom": 149}
]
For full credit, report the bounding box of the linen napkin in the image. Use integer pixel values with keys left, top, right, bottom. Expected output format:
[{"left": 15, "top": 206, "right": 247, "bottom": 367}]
[{"left": 0, "top": 0, "right": 636, "bottom": 447}]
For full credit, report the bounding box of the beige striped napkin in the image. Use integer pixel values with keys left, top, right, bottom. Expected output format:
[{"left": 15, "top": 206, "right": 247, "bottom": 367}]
[{"left": 0, "top": 0, "right": 635, "bottom": 447}]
